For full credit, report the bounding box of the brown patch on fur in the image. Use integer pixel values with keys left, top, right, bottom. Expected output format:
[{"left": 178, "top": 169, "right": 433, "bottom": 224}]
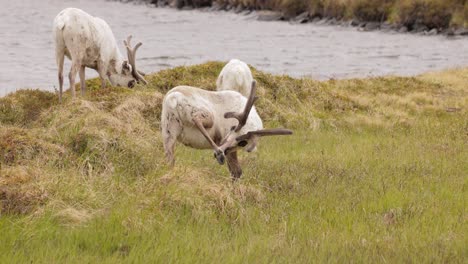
[
  {"left": 193, "top": 111, "right": 214, "bottom": 129},
  {"left": 84, "top": 47, "right": 99, "bottom": 69}
]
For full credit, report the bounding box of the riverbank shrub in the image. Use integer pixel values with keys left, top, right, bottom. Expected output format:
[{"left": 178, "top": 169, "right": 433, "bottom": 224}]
[
  {"left": 351, "top": 0, "right": 394, "bottom": 22},
  {"left": 142, "top": 0, "right": 466, "bottom": 29},
  {"left": 393, "top": 0, "right": 457, "bottom": 29},
  {"left": 202, "top": 0, "right": 467, "bottom": 29}
]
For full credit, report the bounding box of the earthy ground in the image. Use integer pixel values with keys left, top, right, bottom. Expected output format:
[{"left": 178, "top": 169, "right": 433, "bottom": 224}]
[{"left": 0, "top": 62, "right": 467, "bottom": 262}]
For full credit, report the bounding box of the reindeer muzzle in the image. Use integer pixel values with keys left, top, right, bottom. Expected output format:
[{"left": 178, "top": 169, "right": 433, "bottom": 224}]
[{"left": 214, "top": 151, "right": 226, "bottom": 165}]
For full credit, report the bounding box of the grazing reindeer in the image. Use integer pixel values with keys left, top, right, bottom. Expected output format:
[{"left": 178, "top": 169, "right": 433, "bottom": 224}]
[
  {"left": 53, "top": 8, "right": 147, "bottom": 102},
  {"left": 216, "top": 59, "right": 253, "bottom": 98},
  {"left": 161, "top": 81, "right": 292, "bottom": 180}
]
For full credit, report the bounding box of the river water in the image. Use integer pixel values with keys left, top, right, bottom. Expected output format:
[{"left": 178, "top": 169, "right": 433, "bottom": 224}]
[{"left": 1, "top": 0, "right": 467, "bottom": 96}]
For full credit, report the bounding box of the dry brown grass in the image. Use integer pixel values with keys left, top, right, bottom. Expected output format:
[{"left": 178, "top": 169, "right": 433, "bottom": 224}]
[
  {"left": 0, "top": 166, "right": 48, "bottom": 214},
  {"left": 0, "top": 90, "right": 166, "bottom": 218}
]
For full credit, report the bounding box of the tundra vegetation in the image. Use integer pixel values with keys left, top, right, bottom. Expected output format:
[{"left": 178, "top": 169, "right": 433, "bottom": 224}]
[
  {"left": 0, "top": 62, "right": 466, "bottom": 262},
  {"left": 148, "top": 0, "right": 468, "bottom": 31}
]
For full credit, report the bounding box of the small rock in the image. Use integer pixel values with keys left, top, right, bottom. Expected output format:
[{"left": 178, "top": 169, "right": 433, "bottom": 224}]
[
  {"left": 425, "top": 28, "right": 438, "bottom": 35},
  {"left": 169, "top": 0, "right": 183, "bottom": 8},
  {"left": 380, "top": 22, "right": 394, "bottom": 31},
  {"left": 316, "top": 18, "right": 329, "bottom": 25},
  {"left": 257, "top": 11, "right": 283, "bottom": 21},
  {"left": 445, "top": 28, "right": 455, "bottom": 36},
  {"left": 411, "top": 23, "right": 428, "bottom": 33},
  {"left": 293, "top": 12, "right": 309, "bottom": 24},
  {"left": 156, "top": 0, "right": 168, "bottom": 7},
  {"left": 337, "top": 20, "right": 347, "bottom": 26},
  {"left": 364, "top": 22, "right": 380, "bottom": 31},
  {"left": 241, "top": 9, "right": 253, "bottom": 16},
  {"left": 234, "top": 6, "right": 244, "bottom": 14},
  {"left": 328, "top": 18, "right": 338, "bottom": 25},
  {"left": 311, "top": 16, "right": 321, "bottom": 23},
  {"left": 210, "top": 2, "right": 224, "bottom": 11},
  {"left": 181, "top": 6, "right": 193, "bottom": 10},
  {"left": 350, "top": 19, "right": 359, "bottom": 27},
  {"left": 454, "top": 28, "right": 468, "bottom": 36},
  {"left": 398, "top": 26, "right": 408, "bottom": 33}
]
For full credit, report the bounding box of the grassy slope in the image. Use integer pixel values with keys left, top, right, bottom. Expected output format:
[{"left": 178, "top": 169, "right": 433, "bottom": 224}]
[{"left": 0, "top": 62, "right": 467, "bottom": 262}]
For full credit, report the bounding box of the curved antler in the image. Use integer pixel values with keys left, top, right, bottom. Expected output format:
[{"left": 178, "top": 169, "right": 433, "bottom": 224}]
[
  {"left": 224, "top": 80, "right": 258, "bottom": 132},
  {"left": 124, "top": 35, "right": 148, "bottom": 85},
  {"left": 236, "top": 128, "right": 293, "bottom": 142}
]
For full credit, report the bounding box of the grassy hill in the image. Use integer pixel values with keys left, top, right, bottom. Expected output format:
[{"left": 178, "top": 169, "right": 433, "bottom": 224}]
[{"left": 0, "top": 62, "right": 466, "bottom": 262}]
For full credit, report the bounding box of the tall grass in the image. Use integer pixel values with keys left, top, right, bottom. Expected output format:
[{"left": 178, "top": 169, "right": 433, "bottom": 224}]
[{"left": 0, "top": 63, "right": 467, "bottom": 262}]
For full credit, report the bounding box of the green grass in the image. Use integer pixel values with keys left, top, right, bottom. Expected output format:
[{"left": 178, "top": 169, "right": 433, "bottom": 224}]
[{"left": 0, "top": 62, "right": 467, "bottom": 262}]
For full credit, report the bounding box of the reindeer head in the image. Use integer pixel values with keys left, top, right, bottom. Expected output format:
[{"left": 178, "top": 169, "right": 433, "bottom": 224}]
[
  {"left": 213, "top": 80, "right": 293, "bottom": 165},
  {"left": 112, "top": 35, "right": 148, "bottom": 88}
]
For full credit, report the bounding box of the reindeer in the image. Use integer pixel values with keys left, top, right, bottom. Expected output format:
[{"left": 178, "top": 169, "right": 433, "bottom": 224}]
[
  {"left": 53, "top": 8, "right": 147, "bottom": 102},
  {"left": 216, "top": 59, "right": 253, "bottom": 98},
  {"left": 161, "top": 80, "right": 292, "bottom": 180}
]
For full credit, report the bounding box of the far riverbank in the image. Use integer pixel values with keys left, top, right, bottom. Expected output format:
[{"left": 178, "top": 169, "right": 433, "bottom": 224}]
[{"left": 126, "top": 0, "right": 468, "bottom": 36}]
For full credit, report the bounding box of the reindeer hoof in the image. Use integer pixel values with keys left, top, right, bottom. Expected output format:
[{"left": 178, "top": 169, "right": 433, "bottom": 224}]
[{"left": 231, "top": 172, "right": 242, "bottom": 182}]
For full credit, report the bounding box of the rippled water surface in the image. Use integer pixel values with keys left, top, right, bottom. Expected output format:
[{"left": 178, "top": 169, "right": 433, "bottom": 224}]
[{"left": 1, "top": 0, "right": 467, "bottom": 96}]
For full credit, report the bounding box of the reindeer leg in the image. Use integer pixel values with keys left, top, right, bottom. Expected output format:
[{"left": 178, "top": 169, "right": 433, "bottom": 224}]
[
  {"left": 192, "top": 113, "right": 225, "bottom": 165},
  {"left": 100, "top": 77, "right": 107, "bottom": 89},
  {"left": 97, "top": 61, "right": 107, "bottom": 89},
  {"left": 68, "top": 61, "right": 80, "bottom": 99},
  {"left": 226, "top": 150, "right": 242, "bottom": 181},
  {"left": 162, "top": 113, "right": 182, "bottom": 167},
  {"left": 79, "top": 65, "right": 86, "bottom": 96},
  {"left": 56, "top": 50, "right": 65, "bottom": 103}
]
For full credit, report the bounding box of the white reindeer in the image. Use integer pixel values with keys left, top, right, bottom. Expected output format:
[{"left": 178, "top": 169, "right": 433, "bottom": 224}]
[
  {"left": 53, "top": 8, "right": 147, "bottom": 102},
  {"left": 161, "top": 81, "right": 292, "bottom": 180},
  {"left": 216, "top": 59, "right": 253, "bottom": 97}
]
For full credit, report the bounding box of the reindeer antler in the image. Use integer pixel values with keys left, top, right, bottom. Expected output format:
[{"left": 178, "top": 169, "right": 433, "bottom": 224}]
[
  {"left": 224, "top": 80, "right": 293, "bottom": 141},
  {"left": 224, "top": 80, "right": 258, "bottom": 132},
  {"left": 236, "top": 128, "right": 293, "bottom": 141},
  {"left": 124, "top": 35, "right": 148, "bottom": 85}
]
